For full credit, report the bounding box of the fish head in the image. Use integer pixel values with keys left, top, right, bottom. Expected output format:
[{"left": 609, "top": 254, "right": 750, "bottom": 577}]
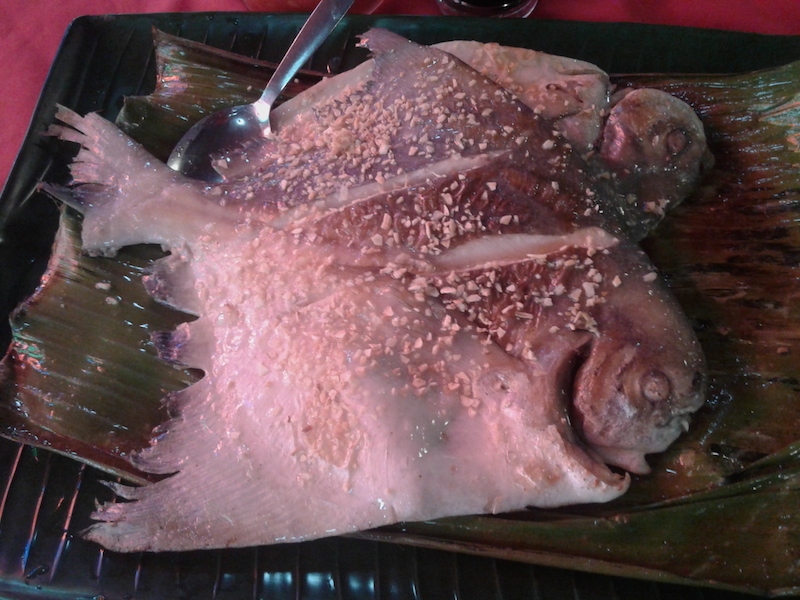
[
  {"left": 601, "top": 87, "right": 713, "bottom": 177},
  {"left": 599, "top": 88, "right": 714, "bottom": 239},
  {"left": 570, "top": 261, "right": 707, "bottom": 474}
]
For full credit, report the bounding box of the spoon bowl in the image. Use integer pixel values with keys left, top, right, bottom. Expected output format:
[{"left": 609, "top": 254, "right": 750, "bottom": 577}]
[{"left": 167, "top": 0, "right": 355, "bottom": 182}]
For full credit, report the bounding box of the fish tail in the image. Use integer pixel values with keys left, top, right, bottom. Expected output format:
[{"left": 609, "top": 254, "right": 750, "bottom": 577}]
[
  {"left": 40, "top": 107, "right": 109, "bottom": 214},
  {"left": 45, "top": 106, "right": 143, "bottom": 208},
  {"left": 43, "top": 105, "right": 222, "bottom": 254},
  {"left": 142, "top": 254, "right": 202, "bottom": 314}
]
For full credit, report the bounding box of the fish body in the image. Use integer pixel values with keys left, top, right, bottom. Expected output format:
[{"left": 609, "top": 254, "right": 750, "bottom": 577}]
[{"left": 43, "top": 29, "right": 707, "bottom": 551}]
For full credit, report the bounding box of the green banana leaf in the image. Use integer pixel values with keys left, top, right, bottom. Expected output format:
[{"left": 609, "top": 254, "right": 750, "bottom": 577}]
[
  {"left": 0, "top": 209, "right": 196, "bottom": 484},
  {"left": 116, "top": 29, "right": 326, "bottom": 162},
  {"left": 2, "top": 30, "right": 799, "bottom": 596}
]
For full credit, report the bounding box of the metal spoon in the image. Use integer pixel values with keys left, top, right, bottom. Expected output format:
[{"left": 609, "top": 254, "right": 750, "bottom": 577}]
[{"left": 167, "top": 0, "right": 355, "bottom": 182}]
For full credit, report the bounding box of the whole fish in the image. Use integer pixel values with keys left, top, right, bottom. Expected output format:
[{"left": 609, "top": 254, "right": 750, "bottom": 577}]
[{"left": 41, "top": 29, "right": 707, "bottom": 552}]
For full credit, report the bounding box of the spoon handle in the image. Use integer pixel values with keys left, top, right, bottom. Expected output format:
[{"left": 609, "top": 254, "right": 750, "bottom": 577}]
[{"left": 257, "top": 0, "right": 356, "bottom": 113}]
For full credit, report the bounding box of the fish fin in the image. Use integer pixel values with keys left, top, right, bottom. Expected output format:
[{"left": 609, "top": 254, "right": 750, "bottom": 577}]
[
  {"left": 143, "top": 253, "right": 201, "bottom": 315},
  {"left": 99, "top": 479, "right": 143, "bottom": 501},
  {"left": 85, "top": 500, "right": 160, "bottom": 553},
  {"left": 46, "top": 106, "right": 157, "bottom": 208},
  {"left": 45, "top": 105, "right": 232, "bottom": 254},
  {"left": 127, "top": 381, "right": 211, "bottom": 475},
  {"left": 84, "top": 520, "right": 150, "bottom": 551},
  {"left": 359, "top": 27, "right": 415, "bottom": 56},
  {"left": 150, "top": 320, "right": 213, "bottom": 371},
  {"left": 362, "top": 28, "right": 458, "bottom": 84},
  {"left": 37, "top": 182, "right": 86, "bottom": 213},
  {"left": 151, "top": 328, "right": 189, "bottom": 366}
]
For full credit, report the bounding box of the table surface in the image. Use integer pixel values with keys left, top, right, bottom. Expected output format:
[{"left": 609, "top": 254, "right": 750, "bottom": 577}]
[{"left": 1, "top": 0, "right": 799, "bottom": 197}]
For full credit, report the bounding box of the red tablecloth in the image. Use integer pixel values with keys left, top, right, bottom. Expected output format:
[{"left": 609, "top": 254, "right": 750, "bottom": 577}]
[{"left": 2, "top": 0, "right": 799, "bottom": 191}]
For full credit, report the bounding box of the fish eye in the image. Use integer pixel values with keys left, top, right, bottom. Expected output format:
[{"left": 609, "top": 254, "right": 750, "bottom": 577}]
[
  {"left": 641, "top": 369, "right": 671, "bottom": 403},
  {"left": 665, "top": 128, "right": 688, "bottom": 155}
]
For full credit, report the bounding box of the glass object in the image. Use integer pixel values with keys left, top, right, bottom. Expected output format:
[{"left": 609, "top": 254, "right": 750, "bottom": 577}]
[{"left": 436, "top": 0, "right": 537, "bottom": 17}]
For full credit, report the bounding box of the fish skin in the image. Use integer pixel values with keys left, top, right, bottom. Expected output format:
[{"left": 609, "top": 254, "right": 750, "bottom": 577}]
[
  {"left": 43, "top": 29, "right": 708, "bottom": 551},
  {"left": 433, "top": 40, "right": 612, "bottom": 153}
]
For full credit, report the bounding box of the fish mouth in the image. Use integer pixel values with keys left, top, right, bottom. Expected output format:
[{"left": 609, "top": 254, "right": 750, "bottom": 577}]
[
  {"left": 563, "top": 343, "right": 705, "bottom": 475},
  {"left": 577, "top": 400, "right": 698, "bottom": 475}
]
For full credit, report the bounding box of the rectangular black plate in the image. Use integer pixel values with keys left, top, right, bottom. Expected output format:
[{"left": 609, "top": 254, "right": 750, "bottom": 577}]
[{"left": 1, "top": 13, "right": 798, "bottom": 600}]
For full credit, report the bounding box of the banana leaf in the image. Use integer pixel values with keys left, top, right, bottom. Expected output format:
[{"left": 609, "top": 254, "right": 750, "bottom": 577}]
[
  {"left": 116, "top": 29, "right": 327, "bottom": 162},
  {"left": 2, "top": 30, "right": 800, "bottom": 596},
  {"left": 0, "top": 208, "right": 196, "bottom": 484}
]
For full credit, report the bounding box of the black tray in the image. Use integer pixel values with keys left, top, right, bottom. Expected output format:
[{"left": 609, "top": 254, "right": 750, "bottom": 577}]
[{"left": 2, "top": 13, "right": 800, "bottom": 600}]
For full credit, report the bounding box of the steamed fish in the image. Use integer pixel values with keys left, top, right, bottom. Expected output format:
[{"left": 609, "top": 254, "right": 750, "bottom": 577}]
[{"left": 38, "top": 29, "right": 708, "bottom": 552}]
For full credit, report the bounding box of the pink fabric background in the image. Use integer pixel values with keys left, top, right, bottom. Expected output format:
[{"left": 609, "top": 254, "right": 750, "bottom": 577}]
[{"left": 1, "top": 0, "right": 798, "bottom": 191}]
